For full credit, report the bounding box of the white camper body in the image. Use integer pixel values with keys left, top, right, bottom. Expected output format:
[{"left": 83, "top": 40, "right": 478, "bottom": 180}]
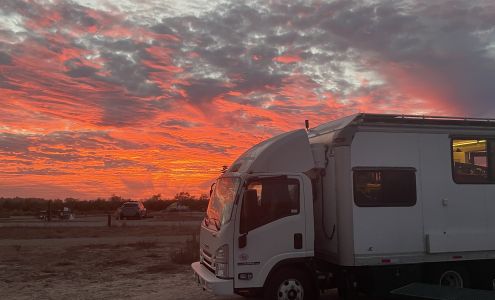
[
  {"left": 192, "top": 114, "right": 495, "bottom": 299},
  {"left": 312, "top": 114, "right": 495, "bottom": 267}
]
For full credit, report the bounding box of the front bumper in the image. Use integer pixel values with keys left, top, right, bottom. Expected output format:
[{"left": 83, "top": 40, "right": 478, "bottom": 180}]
[{"left": 191, "top": 261, "right": 234, "bottom": 296}]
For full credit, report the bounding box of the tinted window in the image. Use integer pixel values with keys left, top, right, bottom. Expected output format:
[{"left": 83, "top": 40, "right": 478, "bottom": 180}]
[
  {"left": 240, "top": 177, "right": 299, "bottom": 232},
  {"left": 452, "top": 139, "right": 495, "bottom": 183},
  {"left": 353, "top": 169, "right": 417, "bottom": 207}
]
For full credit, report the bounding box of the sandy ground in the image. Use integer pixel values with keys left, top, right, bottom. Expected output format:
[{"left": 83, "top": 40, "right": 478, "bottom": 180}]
[{"left": 0, "top": 214, "right": 341, "bottom": 300}]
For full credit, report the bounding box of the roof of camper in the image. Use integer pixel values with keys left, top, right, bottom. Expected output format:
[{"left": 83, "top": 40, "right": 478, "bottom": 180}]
[{"left": 310, "top": 113, "right": 495, "bottom": 136}]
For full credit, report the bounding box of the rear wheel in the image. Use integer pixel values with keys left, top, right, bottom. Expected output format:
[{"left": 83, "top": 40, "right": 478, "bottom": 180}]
[
  {"left": 426, "top": 264, "right": 470, "bottom": 288},
  {"left": 264, "top": 268, "right": 316, "bottom": 300}
]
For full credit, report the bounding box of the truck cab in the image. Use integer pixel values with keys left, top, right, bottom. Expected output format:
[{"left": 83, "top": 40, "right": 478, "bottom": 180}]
[{"left": 192, "top": 129, "right": 320, "bottom": 299}]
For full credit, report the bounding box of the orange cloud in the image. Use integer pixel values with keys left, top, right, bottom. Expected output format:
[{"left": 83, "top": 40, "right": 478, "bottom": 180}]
[{"left": 273, "top": 55, "right": 302, "bottom": 64}]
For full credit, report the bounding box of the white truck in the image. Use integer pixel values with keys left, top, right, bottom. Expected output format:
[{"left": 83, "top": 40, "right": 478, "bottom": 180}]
[{"left": 192, "top": 113, "right": 495, "bottom": 299}]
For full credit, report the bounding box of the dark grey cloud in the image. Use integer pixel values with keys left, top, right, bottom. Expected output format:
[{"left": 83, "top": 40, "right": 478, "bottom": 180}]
[
  {"left": 150, "top": 23, "right": 175, "bottom": 35},
  {"left": 0, "top": 133, "right": 31, "bottom": 153},
  {"left": 66, "top": 65, "right": 99, "bottom": 78},
  {"left": 0, "top": 131, "right": 147, "bottom": 161},
  {"left": 0, "top": 159, "right": 32, "bottom": 166},
  {"left": 16, "top": 168, "right": 73, "bottom": 175},
  {"left": 160, "top": 119, "right": 199, "bottom": 128},
  {"left": 0, "top": 74, "right": 18, "bottom": 90},
  {"left": 0, "top": 52, "right": 12, "bottom": 65},
  {"left": 99, "top": 51, "right": 162, "bottom": 97},
  {"left": 3, "top": 0, "right": 495, "bottom": 128},
  {"left": 179, "top": 141, "right": 235, "bottom": 154},
  {"left": 308, "top": 0, "right": 495, "bottom": 113},
  {"left": 148, "top": 0, "right": 495, "bottom": 114},
  {"left": 103, "top": 159, "right": 136, "bottom": 169},
  {"left": 179, "top": 78, "right": 229, "bottom": 103},
  {"left": 1, "top": 1, "right": 172, "bottom": 127},
  {"left": 43, "top": 131, "right": 147, "bottom": 150}
]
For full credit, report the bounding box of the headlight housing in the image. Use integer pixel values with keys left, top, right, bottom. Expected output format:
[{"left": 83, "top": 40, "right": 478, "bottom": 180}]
[{"left": 214, "top": 244, "right": 229, "bottom": 278}]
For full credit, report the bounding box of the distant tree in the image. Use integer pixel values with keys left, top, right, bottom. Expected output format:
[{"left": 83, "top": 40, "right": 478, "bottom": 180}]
[
  {"left": 174, "top": 192, "right": 194, "bottom": 202},
  {"left": 0, "top": 191, "right": 211, "bottom": 214},
  {"left": 144, "top": 194, "right": 173, "bottom": 211}
]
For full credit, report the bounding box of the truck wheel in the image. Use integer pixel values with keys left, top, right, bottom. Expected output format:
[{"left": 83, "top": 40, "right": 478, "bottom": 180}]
[
  {"left": 264, "top": 268, "right": 315, "bottom": 300},
  {"left": 427, "top": 264, "right": 470, "bottom": 288}
]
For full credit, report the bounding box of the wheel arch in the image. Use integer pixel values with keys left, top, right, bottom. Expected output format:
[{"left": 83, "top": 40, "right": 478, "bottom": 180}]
[{"left": 263, "top": 258, "right": 317, "bottom": 290}]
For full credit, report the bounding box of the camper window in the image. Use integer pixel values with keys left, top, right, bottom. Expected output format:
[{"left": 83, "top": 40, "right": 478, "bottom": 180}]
[
  {"left": 353, "top": 168, "right": 417, "bottom": 207},
  {"left": 451, "top": 139, "right": 495, "bottom": 183},
  {"left": 240, "top": 178, "right": 300, "bottom": 232}
]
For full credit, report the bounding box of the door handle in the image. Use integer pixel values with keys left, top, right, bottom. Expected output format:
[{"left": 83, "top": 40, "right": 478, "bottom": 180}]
[{"left": 294, "top": 233, "right": 303, "bottom": 249}]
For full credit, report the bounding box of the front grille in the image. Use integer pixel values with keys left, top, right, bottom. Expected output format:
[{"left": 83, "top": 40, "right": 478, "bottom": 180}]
[{"left": 201, "top": 248, "right": 215, "bottom": 274}]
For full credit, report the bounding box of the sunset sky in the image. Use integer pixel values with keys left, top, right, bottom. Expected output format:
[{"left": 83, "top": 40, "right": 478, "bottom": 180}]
[{"left": 1, "top": 0, "right": 495, "bottom": 199}]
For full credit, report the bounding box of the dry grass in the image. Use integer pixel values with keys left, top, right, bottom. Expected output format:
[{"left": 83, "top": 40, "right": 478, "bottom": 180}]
[
  {"left": 125, "top": 241, "right": 158, "bottom": 249},
  {"left": 170, "top": 234, "right": 200, "bottom": 264},
  {"left": 154, "top": 212, "right": 205, "bottom": 221},
  {"left": 54, "top": 261, "right": 74, "bottom": 266},
  {"left": 0, "top": 214, "right": 228, "bottom": 300},
  {"left": 144, "top": 262, "right": 179, "bottom": 273},
  {"left": 0, "top": 225, "right": 198, "bottom": 240},
  {"left": 105, "top": 258, "right": 136, "bottom": 267}
]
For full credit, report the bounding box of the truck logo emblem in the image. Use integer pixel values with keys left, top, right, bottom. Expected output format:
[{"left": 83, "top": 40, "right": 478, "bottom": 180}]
[{"left": 239, "top": 253, "right": 249, "bottom": 261}]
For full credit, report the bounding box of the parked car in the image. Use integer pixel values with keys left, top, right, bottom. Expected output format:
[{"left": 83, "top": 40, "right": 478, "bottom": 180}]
[{"left": 116, "top": 201, "right": 147, "bottom": 220}]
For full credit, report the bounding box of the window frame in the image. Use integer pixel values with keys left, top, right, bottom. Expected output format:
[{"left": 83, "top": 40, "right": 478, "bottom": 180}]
[
  {"left": 239, "top": 176, "right": 301, "bottom": 233},
  {"left": 451, "top": 136, "right": 495, "bottom": 184},
  {"left": 352, "top": 167, "right": 417, "bottom": 207}
]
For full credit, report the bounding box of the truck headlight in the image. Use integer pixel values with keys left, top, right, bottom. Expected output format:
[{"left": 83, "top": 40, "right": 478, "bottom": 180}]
[{"left": 214, "top": 244, "right": 229, "bottom": 278}]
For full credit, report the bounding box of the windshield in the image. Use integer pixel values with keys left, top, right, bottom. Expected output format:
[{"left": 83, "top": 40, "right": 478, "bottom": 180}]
[{"left": 206, "top": 177, "right": 241, "bottom": 230}]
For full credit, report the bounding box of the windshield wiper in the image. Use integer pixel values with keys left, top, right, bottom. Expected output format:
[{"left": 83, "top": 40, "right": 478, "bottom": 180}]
[
  {"left": 204, "top": 216, "right": 221, "bottom": 230},
  {"left": 210, "top": 217, "right": 221, "bottom": 230}
]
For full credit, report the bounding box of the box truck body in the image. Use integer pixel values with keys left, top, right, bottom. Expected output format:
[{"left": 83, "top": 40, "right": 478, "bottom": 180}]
[{"left": 192, "top": 113, "right": 495, "bottom": 299}]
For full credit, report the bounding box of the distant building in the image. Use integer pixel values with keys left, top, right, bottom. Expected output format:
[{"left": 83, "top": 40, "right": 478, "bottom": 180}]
[{"left": 165, "top": 202, "right": 190, "bottom": 212}]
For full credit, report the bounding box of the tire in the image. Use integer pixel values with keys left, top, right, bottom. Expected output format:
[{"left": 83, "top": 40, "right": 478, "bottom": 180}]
[
  {"left": 264, "top": 267, "right": 316, "bottom": 300},
  {"left": 426, "top": 264, "right": 470, "bottom": 288},
  {"left": 469, "top": 260, "right": 495, "bottom": 290}
]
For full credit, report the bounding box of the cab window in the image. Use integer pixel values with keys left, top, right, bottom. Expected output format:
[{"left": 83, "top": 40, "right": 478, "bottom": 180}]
[{"left": 240, "top": 177, "right": 299, "bottom": 232}]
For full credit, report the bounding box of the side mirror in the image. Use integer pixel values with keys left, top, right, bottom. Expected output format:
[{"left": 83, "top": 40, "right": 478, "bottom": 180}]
[{"left": 240, "top": 189, "right": 258, "bottom": 235}]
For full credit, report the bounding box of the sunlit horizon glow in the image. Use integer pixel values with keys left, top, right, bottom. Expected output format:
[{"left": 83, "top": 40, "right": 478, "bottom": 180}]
[{"left": 1, "top": 0, "right": 495, "bottom": 199}]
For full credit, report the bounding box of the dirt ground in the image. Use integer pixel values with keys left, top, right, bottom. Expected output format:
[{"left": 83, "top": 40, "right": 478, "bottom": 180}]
[{"left": 0, "top": 213, "right": 340, "bottom": 300}]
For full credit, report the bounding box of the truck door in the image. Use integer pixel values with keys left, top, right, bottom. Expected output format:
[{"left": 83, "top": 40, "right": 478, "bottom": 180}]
[{"left": 233, "top": 175, "right": 311, "bottom": 290}]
